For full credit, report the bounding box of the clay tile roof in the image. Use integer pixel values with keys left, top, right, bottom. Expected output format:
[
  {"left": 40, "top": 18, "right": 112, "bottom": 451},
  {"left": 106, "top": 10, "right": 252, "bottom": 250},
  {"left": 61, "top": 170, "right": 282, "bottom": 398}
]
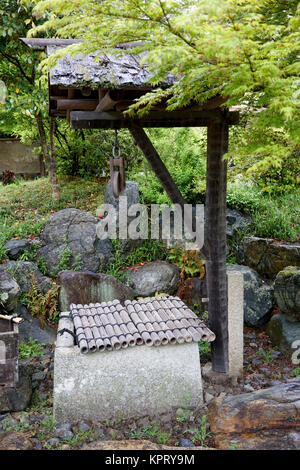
[{"left": 68, "top": 296, "right": 215, "bottom": 354}]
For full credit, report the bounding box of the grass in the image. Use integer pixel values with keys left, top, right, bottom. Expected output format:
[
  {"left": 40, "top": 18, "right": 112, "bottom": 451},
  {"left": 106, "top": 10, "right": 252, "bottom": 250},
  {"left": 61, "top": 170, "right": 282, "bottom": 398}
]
[
  {"left": 18, "top": 337, "right": 45, "bottom": 359},
  {"left": 104, "top": 239, "right": 167, "bottom": 280},
  {"left": 0, "top": 176, "right": 105, "bottom": 261},
  {"left": 227, "top": 182, "right": 300, "bottom": 242},
  {"left": 129, "top": 422, "right": 172, "bottom": 445}
]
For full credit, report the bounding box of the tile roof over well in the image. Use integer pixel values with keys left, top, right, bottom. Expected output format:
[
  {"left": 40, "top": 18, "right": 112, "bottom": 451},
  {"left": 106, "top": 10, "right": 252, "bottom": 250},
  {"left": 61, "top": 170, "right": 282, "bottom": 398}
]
[
  {"left": 20, "top": 38, "right": 173, "bottom": 89},
  {"left": 67, "top": 296, "right": 215, "bottom": 354}
]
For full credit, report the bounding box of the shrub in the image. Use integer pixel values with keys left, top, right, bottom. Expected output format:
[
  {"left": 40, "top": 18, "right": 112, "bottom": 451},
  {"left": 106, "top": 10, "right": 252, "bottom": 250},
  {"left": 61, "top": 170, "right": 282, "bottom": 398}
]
[{"left": 129, "top": 128, "right": 207, "bottom": 204}]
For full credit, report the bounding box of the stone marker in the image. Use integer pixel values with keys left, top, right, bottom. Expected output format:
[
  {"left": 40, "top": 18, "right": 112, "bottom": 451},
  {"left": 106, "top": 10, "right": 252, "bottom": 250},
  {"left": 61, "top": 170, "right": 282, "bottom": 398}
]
[{"left": 227, "top": 269, "right": 244, "bottom": 378}]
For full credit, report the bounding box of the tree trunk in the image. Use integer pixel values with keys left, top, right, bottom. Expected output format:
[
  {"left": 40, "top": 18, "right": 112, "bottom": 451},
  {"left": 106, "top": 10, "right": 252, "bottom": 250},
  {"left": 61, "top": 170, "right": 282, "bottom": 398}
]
[
  {"left": 205, "top": 120, "right": 229, "bottom": 373},
  {"left": 49, "top": 117, "right": 60, "bottom": 201},
  {"left": 35, "top": 112, "right": 50, "bottom": 170}
]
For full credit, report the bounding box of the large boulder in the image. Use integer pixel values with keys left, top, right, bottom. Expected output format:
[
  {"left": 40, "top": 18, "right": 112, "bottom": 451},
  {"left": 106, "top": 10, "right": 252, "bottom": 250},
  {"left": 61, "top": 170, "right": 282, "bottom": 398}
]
[
  {"left": 124, "top": 261, "right": 180, "bottom": 297},
  {"left": 4, "top": 239, "right": 31, "bottom": 260},
  {"left": 227, "top": 264, "right": 274, "bottom": 327},
  {"left": 37, "top": 208, "right": 114, "bottom": 275},
  {"left": 3, "top": 261, "right": 52, "bottom": 294},
  {"left": 58, "top": 270, "right": 135, "bottom": 311},
  {"left": 208, "top": 379, "right": 300, "bottom": 450},
  {"left": 238, "top": 237, "right": 300, "bottom": 279},
  {"left": 274, "top": 266, "right": 300, "bottom": 320},
  {"left": 226, "top": 209, "right": 251, "bottom": 238},
  {"left": 0, "top": 266, "right": 20, "bottom": 312},
  {"left": 266, "top": 313, "right": 300, "bottom": 357},
  {"left": 0, "top": 365, "right": 32, "bottom": 413}
]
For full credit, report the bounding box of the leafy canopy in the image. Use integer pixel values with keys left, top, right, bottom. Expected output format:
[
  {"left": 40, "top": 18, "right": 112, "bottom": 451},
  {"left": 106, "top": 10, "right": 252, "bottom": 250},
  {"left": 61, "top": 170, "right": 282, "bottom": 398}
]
[
  {"left": 0, "top": 0, "right": 48, "bottom": 140},
  {"left": 24, "top": 0, "right": 300, "bottom": 176}
]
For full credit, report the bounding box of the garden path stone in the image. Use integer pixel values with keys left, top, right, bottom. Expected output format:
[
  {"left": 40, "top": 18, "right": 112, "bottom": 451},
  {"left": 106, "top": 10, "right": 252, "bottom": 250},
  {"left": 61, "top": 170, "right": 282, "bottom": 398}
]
[
  {"left": 37, "top": 208, "right": 114, "bottom": 275},
  {"left": 124, "top": 261, "right": 180, "bottom": 297}
]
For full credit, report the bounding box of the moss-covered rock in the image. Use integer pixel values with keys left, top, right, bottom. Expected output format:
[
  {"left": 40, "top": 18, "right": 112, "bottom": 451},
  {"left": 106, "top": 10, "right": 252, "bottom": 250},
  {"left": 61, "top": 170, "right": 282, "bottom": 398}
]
[{"left": 274, "top": 266, "right": 300, "bottom": 319}]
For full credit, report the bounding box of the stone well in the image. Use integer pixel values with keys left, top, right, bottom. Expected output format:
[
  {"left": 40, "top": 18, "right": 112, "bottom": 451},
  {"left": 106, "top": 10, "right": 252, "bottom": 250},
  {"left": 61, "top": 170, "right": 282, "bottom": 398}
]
[{"left": 53, "top": 296, "right": 215, "bottom": 423}]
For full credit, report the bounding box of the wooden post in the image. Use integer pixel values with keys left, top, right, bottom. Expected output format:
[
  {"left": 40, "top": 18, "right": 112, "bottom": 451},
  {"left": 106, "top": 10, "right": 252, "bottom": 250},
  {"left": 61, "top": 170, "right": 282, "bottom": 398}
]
[{"left": 205, "top": 120, "right": 229, "bottom": 374}]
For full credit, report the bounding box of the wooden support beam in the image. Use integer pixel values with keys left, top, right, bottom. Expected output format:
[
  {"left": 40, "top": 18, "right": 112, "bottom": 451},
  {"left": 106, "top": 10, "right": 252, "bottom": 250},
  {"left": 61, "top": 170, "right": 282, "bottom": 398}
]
[
  {"left": 96, "top": 91, "right": 119, "bottom": 112},
  {"left": 57, "top": 99, "right": 98, "bottom": 111},
  {"left": 70, "top": 109, "right": 239, "bottom": 129},
  {"left": 205, "top": 120, "right": 229, "bottom": 374},
  {"left": 129, "top": 123, "right": 187, "bottom": 208},
  {"left": 66, "top": 89, "right": 75, "bottom": 122}
]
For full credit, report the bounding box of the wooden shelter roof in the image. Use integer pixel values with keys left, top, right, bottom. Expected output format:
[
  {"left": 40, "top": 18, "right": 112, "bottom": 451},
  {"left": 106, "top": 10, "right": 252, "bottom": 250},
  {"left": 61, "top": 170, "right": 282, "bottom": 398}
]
[{"left": 20, "top": 38, "right": 234, "bottom": 124}]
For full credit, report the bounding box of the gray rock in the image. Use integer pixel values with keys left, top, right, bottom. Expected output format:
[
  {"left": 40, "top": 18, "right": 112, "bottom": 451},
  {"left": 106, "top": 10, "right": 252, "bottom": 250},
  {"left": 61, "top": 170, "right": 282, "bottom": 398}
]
[
  {"left": 3, "top": 261, "right": 52, "bottom": 294},
  {"left": 47, "top": 438, "right": 60, "bottom": 447},
  {"left": 226, "top": 209, "right": 251, "bottom": 238},
  {"left": 32, "top": 371, "right": 46, "bottom": 382},
  {"left": 238, "top": 237, "right": 300, "bottom": 279},
  {"left": 78, "top": 421, "right": 91, "bottom": 433},
  {"left": 103, "top": 180, "right": 143, "bottom": 254},
  {"left": 243, "top": 384, "right": 255, "bottom": 393},
  {"left": 53, "top": 422, "right": 74, "bottom": 440},
  {"left": 266, "top": 313, "right": 300, "bottom": 357},
  {"left": 30, "top": 438, "right": 43, "bottom": 450},
  {"left": 227, "top": 264, "right": 274, "bottom": 327},
  {"left": 58, "top": 270, "right": 135, "bottom": 311},
  {"left": 0, "top": 365, "right": 32, "bottom": 413},
  {"left": 179, "top": 438, "right": 195, "bottom": 448},
  {"left": 94, "top": 427, "right": 106, "bottom": 440},
  {"left": 37, "top": 208, "right": 114, "bottom": 275},
  {"left": 4, "top": 239, "right": 32, "bottom": 260},
  {"left": 104, "top": 180, "right": 140, "bottom": 213},
  {"left": 0, "top": 266, "right": 20, "bottom": 312},
  {"left": 17, "top": 305, "right": 56, "bottom": 345},
  {"left": 125, "top": 261, "right": 180, "bottom": 297},
  {"left": 274, "top": 266, "right": 300, "bottom": 319},
  {"left": 204, "top": 392, "right": 214, "bottom": 403}
]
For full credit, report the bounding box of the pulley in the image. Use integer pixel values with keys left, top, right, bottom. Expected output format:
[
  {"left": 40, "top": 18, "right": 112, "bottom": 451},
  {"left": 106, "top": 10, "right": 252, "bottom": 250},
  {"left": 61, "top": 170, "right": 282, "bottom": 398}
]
[{"left": 109, "top": 130, "right": 126, "bottom": 198}]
